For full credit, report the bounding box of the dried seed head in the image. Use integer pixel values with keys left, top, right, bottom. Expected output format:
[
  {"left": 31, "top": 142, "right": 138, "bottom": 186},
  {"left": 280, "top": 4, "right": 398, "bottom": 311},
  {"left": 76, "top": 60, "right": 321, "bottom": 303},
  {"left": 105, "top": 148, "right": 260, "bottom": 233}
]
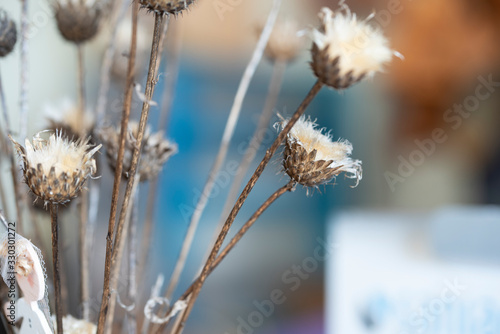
[
  {"left": 0, "top": 237, "right": 34, "bottom": 277},
  {"left": 97, "top": 122, "right": 177, "bottom": 182},
  {"left": 46, "top": 99, "right": 95, "bottom": 139},
  {"left": 310, "top": 5, "right": 397, "bottom": 89},
  {"left": 260, "top": 20, "right": 303, "bottom": 63},
  {"left": 56, "top": 315, "right": 97, "bottom": 333},
  {"left": 54, "top": 0, "right": 103, "bottom": 43},
  {"left": 0, "top": 10, "right": 17, "bottom": 57},
  {"left": 278, "top": 116, "right": 362, "bottom": 188},
  {"left": 139, "top": 0, "right": 196, "bottom": 15},
  {"left": 10, "top": 131, "right": 101, "bottom": 206}
]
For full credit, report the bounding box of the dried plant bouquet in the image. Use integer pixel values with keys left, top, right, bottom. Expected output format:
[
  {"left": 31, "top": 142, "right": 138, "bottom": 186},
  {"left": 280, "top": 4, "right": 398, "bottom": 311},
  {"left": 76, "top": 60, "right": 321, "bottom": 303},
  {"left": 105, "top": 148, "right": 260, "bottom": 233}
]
[{"left": 0, "top": 0, "right": 399, "bottom": 333}]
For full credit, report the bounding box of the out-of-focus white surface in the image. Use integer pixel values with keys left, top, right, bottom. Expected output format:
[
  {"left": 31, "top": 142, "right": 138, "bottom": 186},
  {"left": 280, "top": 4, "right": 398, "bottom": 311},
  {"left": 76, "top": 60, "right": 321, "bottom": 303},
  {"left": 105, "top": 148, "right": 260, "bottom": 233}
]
[{"left": 327, "top": 207, "right": 500, "bottom": 334}]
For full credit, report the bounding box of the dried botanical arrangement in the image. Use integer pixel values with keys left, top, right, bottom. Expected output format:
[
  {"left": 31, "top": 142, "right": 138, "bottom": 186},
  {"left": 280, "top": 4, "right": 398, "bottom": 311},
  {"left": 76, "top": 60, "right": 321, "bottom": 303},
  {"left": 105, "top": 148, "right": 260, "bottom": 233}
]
[{"left": 0, "top": 0, "right": 399, "bottom": 333}]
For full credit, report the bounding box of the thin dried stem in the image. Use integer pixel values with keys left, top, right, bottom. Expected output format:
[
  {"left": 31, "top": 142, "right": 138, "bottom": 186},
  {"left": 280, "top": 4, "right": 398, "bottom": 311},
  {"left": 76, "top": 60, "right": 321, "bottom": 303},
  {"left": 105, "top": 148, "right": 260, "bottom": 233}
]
[
  {"left": 125, "top": 185, "right": 140, "bottom": 333},
  {"left": 104, "top": 9, "right": 165, "bottom": 326},
  {"left": 0, "top": 68, "right": 22, "bottom": 227},
  {"left": 77, "top": 44, "right": 86, "bottom": 127},
  {"left": 158, "top": 21, "right": 181, "bottom": 132},
  {"left": 50, "top": 203, "right": 63, "bottom": 334},
  {"left": 159, "top": 181, "right": 295, "bottom": 333},
  {"left": 98, "top": 10, "right": 165, "bottom": 332},
  {"left": 105, "top": 177, "right": 139, "bottom": 334},
  {"left": 76, "top": 40, "right": 91, "bottom": 320},
  {"left": 205, "top": 59, "right": 287, "bottom": 269},
  {"left": 97, "top": 3, "right": 140, "bottom": 333},
  {"left": 95, "top": 0, "right": 129, "bottom": 122},
  {"left": 173, "top": 80, "right": 324, "bottom": 333},
  {"left": 79, "top": 194, "right": 90, "bottom": 320},
  {"left": 138, "top": 20, "right": 180, "bottom": 309},
  {"left": 164, "top": 0, "right": 282, "bottom": 302}
]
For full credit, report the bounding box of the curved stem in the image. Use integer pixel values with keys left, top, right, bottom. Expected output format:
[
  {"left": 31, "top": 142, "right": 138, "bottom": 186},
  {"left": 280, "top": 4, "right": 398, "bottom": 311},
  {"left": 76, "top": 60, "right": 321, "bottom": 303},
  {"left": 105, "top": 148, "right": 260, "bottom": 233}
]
[
  {"left": 159, "top": 181, "right": 294, "bottom": 333},
  {"left": 205, "top": 59, "right": 287, "bottom": 270},
  {"left": 174, "top": 79, "right": 323, "bottom": 333},
  {"left": 77, "top": 44, "right": 86, "bottom": 129},
  {"left": 50, "top": 203, "right": 63, "bottom": 334},
  {"left": 95, "top": 0, "right": 128, "bottom": 123},
  {"left": 97, "top": 3, "right": 140, "bottom": 333},
  {"left": 139, "top": 15, "right": 177, "bottom": 292},
  {"left": 164, "top": 0, "right": 282, "bottom": 303},
  {"left": 103, "top": 11, "right": 165, "bottom": 331},
  {"left": 104, "top": 177, "right": 140, "bottom": 334}
]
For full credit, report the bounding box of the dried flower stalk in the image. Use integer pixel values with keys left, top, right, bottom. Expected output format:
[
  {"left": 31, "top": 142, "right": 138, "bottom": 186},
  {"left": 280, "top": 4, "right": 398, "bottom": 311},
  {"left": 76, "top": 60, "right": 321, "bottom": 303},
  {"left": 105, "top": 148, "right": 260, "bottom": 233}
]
[
  {"left": 97, "top": 8, "right": 166, "bottom": 333},
  {"left": 50, "top": 203, "right": 63, "bottom": 334},
  {"left": 208, "top": 58, "right": 287, "bottom": 270},
  {"left": 159, "top": 181, "right": 295, "bottom": 333},
  {"left": 97, "top": 2, "right": 140, "bottom": 332},
  {"left": 168, "top": 80, "right": 323, "bottom": 333},
  {"left": 164, "top": 0, "right": 282, "bottom": 303}
]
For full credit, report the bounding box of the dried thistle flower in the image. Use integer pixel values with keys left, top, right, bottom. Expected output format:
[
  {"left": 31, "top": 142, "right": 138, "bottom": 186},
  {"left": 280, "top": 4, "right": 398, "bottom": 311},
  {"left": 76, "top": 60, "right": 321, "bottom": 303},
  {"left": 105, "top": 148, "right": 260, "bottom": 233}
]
[
  {"left": 260, "top": 19, "right": 303, "bottom": 63},
  {"left": 54, "top": 0, "right": 104, "bottom": 43},
  {"left": 10, "top": 131, "right": 101, "bottom": 206},
  {"left": 53, "top": 315, "right": 96, "bottom": 334},
  {"left": 97, "top": 122, "right": 177, "bottom": 182},
  {"left": 278, "top": 116, "right": 362, "bottom": 188},
  {"left": 45, "top": 99, "right": 95, "bottom": 139},
  {"left": 0, "top": 10, "right": 17, "bottom": 57},
  {"left": 310, "top": 5, "right": 397, "bottom": 89},
  {"left": 0, "top": 237, "right": 34, "bottom": 277},
  {"left": 139, "top": 0, "right": 196, "bottom": 15}
]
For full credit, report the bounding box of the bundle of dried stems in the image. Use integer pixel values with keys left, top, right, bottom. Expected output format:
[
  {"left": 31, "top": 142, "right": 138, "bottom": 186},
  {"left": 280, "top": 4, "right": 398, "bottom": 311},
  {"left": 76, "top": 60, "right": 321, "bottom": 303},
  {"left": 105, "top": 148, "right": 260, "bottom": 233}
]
[{"left": 0, "top": 0, "right": 399, "bottom": 333}]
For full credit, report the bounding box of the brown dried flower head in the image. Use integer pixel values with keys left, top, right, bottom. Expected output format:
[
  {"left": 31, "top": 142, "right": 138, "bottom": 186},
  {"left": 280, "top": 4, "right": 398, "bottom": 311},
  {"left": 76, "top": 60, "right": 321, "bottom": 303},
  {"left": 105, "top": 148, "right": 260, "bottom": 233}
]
[
  {"left": 97, "top": 122, "right": 177, "bottom": 182},
  {"left": 10, "top": 131, "right": 101, "bottom": 206},
  {"left": 278, "top": 116, "right": 362, "bottom": 188},
  {"left": 0, "top": 237, "right": 34, "bottom": 277},
  {"left": 310, "top": 5, "right": 397, "bottom": 89},
  {"left": 54, "top": 0, "right": 103, "bottom": 43},
  {"left": 260, "top": 20, "right": 303, "bottom": 63},
  {"left": 139, "top": 0, "right": 196, "bottom": 15},
  {"left": 0, "top": 10, "right": 17, "bottom": 57}
]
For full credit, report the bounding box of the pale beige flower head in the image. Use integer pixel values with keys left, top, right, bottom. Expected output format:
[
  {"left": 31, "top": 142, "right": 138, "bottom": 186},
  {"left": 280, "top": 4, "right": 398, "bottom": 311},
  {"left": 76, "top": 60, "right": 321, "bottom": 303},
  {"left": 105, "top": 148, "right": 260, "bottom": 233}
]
[
  {"left": 97, "top": 122, "right": 178, "bottom": 182},
  {"left": 53, "top": 315, "right": 96, "bottom": 334},
  {"left": 311, "top": 3, "right": 398, "bottom": 89},
  {"left": 260, "top": 19, "right": 303, "bottom": 62},
  {"left": 45, "top": 99, "right": 95, "bottom": 138},
  {"left": 278, "top": 116, "right": 362, "bottom": 188},
  {"left": 10, "top": 131, "right": 101, "bottom": 205}
]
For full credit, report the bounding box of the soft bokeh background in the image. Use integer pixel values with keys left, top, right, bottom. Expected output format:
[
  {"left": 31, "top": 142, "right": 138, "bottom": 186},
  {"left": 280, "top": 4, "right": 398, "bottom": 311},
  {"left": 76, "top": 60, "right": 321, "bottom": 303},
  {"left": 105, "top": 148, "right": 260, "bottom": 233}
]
[{"left": 1, "top": 0, "right": 500, "bottom": 333}]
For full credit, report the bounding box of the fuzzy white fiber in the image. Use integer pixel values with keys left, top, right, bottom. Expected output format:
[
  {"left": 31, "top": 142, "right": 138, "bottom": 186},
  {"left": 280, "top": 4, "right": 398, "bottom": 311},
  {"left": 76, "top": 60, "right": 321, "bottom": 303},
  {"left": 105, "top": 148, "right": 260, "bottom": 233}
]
[
  {"left": 311, "top": 6, "right": 396, "bottom": 78},
  {"left": 280, "top": 116, "right": 363, "bottom": 186}
]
